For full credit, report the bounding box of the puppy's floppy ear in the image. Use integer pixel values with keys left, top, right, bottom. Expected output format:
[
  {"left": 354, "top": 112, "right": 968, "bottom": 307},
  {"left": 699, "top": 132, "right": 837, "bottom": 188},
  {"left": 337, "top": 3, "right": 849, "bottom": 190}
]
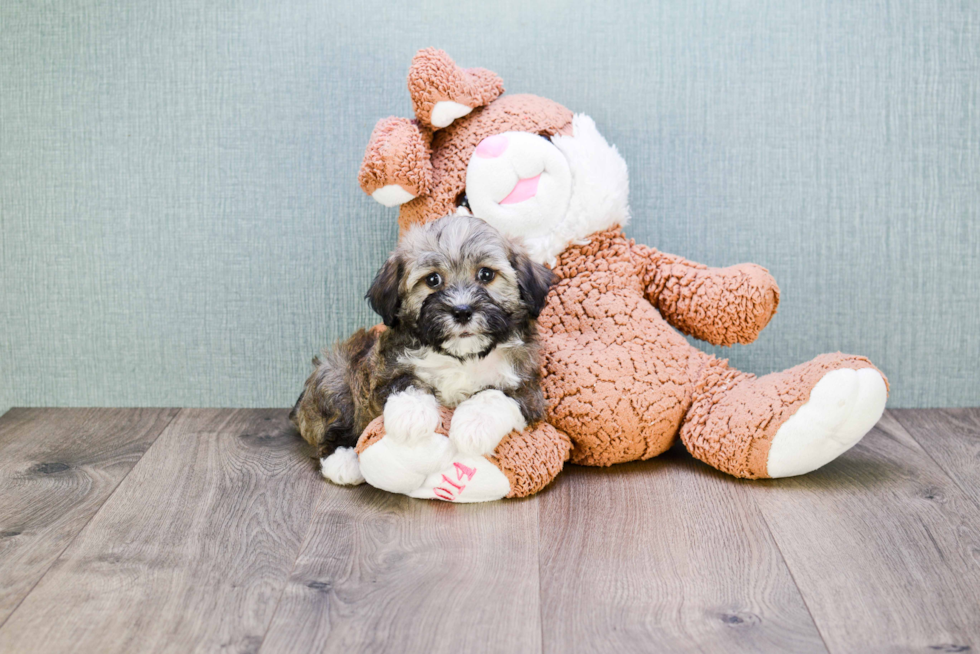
[
  {"left": 511, "top": 251, "right": 555, "bottom": 318},
  {"left": 365, "top": 255, "right": 403, "bottom": 327}
]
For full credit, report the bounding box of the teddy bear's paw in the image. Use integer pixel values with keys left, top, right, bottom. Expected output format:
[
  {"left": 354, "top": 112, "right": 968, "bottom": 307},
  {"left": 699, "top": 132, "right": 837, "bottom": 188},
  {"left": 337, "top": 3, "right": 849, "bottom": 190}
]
[
  {"left": 320, "top": 447, "right": 365, "bottom": 486},
  {"left": 449, "top": 390, "right": 526, "bottom": 456},
  {"left": 767, "top": 368, "right": 887, "bottom": 478},
  {"left": 383, "top": 387, "right": 441, "bottom": 446},
  {"left": 359, "top": 429, "right": 456, "bottom": 495},
  {"left": 409, "top": 457, "right": 511, "bottom": 503}
]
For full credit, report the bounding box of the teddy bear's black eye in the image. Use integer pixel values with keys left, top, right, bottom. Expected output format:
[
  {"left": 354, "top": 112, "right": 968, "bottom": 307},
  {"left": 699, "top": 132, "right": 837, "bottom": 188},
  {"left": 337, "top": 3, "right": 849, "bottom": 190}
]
[
  {"left": 477, "top": 267, "right": 495, "bottom": 283},
  {"left": 455, "top": 191, "right": 470, "bottom": 210},
  {"left": 425, "top": 272, "right": 442, "bottom": 288}
]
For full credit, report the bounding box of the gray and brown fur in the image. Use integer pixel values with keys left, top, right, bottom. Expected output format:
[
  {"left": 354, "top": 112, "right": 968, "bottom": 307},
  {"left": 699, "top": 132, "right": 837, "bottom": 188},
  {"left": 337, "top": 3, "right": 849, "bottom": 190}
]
[{"left": 290, "top": 214, "right": 555, "bottom": 460}]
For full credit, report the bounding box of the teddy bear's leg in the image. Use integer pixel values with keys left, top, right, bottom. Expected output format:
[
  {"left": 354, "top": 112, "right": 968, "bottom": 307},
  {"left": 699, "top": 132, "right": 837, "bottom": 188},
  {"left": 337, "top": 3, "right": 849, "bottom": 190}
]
[
  {"left": 407, "top": 421, "right": 570, "bottom": 502},
  {"left": 356, "top": 411, "right": 571, "bottom": 502},
  {"left": 680, "top": 353, "right": 888, "bottom": 479}
]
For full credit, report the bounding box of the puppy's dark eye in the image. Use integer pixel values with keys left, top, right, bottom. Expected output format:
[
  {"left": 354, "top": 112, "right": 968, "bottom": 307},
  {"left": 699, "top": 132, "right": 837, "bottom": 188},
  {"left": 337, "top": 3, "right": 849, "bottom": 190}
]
[
  {"left": 425, "top": 272, "right": 442, "bottom": 288},
  {"left": 477, "top": 267, "right": 495, "bottom": 283}
]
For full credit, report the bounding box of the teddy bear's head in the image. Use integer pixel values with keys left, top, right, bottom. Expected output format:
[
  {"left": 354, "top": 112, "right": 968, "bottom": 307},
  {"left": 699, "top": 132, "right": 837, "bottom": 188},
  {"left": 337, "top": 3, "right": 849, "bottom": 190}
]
[{"left": 359, "top": 48, "right": 630, "bottom": 265}]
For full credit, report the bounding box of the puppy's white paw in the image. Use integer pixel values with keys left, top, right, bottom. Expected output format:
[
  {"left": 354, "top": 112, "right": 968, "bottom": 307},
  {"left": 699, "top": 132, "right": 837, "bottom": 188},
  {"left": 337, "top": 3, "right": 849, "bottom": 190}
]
[
  {"left": 383, "top": 388, "right": 440, "bottom": 446},
  {"left": 449, "top": 389, "right": 526, "bottom": 456},
  {"left": 320, "top": 447, "right": 365, "bottom": 486}
]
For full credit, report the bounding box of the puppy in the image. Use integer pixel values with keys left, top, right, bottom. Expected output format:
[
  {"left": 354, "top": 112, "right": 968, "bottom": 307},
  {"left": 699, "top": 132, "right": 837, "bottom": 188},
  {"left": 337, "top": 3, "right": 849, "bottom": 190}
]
[{"left": 290, "top": 214, "right": 555, "bottom": 485}]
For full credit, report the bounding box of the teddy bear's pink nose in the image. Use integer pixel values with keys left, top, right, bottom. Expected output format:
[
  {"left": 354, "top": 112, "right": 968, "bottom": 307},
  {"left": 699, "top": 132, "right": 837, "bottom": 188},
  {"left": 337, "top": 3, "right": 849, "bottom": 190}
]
[{"left": 474, "top": 134, "right": 508, "bottom": 158}]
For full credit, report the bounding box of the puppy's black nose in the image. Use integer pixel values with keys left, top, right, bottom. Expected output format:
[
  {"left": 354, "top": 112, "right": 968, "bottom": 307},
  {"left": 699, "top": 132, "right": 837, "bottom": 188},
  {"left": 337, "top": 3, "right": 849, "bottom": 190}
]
[{"left": 451, "top": 305, "right": 473, "bottom": 324}]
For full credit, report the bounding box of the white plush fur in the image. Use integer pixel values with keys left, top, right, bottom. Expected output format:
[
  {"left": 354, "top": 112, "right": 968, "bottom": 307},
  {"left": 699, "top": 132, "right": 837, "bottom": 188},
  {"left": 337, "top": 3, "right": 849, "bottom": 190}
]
[
  {"left": 430, "top": 100, "right": 472, "bottom": 128},
  {"left": 464, "top": 114, "right": 630, "bottom": 265},
  {"left": 371, "top": 184, "right": 416, "bottom": 207},
  {"left": 543, "top": 114, "right": 631, "bottom": 260},
  {"left": 382, "top": 387, "right": 441, "bottom": 445},
  {"left": 448, "top": 389, "right": 526, "bottom": 456},
  {"left": 320, "top": 447, "right": 365, "bottom": 486},
  {"left": 466, "top": 131, "right": 572, "bottom": 248},
  {"left": 767, "top": 368, "right": 887, "bottom": 478},
  {"left": 398, "top": 339, "right": 524, "bottom": 407}
]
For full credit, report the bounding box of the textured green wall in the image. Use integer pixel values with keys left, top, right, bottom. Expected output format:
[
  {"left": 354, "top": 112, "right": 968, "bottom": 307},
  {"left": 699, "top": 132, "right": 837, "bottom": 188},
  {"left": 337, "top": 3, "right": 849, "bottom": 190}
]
[{"left": 2, "top": 0, "right": 978, "bottom": 413}]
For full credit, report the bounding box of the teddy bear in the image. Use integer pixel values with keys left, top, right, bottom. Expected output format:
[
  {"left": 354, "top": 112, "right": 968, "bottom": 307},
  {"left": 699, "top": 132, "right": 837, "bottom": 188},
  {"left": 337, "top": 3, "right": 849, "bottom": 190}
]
[{"left": 347, "top": 48, "right": 888, "bottom": 502}]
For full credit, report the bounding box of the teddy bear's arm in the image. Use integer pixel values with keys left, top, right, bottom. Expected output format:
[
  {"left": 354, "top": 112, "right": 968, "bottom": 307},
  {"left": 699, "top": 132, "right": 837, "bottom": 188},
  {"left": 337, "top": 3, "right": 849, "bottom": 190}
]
[
  {"left": 634, "top": 244, "right": 781, "bottom": 346},
  {"left": 356, "top": 411, "right": 571, "bottom": 500}
]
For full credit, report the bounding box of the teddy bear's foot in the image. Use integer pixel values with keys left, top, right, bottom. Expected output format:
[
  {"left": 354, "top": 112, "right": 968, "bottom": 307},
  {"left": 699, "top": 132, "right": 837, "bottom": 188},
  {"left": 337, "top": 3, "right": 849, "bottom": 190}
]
[
  {"left": 358, "top": 431, "right": 510, "bottom": 502},
  {"left": 358, "top": 429, "right": 455, "bottom": 495},
  {"left": 766, "top": 367, "right": 887, "bottom": 477},
  {"left": 409, "top": 458, "right": 511, "bottom": 503},
  {"left": 355, "top": 408, "right": 571, "bottom": 502},
  {"left": 356, "top": 405, "right": 512, "bottom": 501},
  {"left": 681, "top": 352, "right": 888, "bottom": 479}
]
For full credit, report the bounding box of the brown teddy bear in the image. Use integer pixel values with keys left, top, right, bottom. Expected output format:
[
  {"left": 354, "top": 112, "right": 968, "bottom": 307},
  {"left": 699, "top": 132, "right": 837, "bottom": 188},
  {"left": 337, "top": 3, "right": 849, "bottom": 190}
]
[{"left": 348, "top": 48, "right": 888, "bottom": 502}]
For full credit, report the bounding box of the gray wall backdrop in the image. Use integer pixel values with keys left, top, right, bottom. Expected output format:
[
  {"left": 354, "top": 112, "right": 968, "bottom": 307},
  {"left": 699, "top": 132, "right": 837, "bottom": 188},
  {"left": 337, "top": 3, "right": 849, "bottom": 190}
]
[{"left": 2, "top": 0, "right": 978, "bottom": 413}]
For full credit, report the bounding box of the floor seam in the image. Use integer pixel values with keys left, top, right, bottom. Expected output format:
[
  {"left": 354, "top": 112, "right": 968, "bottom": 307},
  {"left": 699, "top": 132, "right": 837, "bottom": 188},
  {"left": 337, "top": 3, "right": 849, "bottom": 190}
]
[
  {"left": 889, "top": 409, "right": 980, "bottom": 514},
  {"left": 755, "top": 499, "right": 834, "bottom": 654}
]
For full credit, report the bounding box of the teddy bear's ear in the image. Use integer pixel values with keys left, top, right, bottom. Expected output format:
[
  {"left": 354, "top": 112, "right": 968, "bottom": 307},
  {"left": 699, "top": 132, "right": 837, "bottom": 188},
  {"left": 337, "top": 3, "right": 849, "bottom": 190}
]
[
  {"left": 408, "top": 48, "right": 504, "bottom": 130},
  {"left": 358, "top": 117, "right": 433, "bottom": 207}
]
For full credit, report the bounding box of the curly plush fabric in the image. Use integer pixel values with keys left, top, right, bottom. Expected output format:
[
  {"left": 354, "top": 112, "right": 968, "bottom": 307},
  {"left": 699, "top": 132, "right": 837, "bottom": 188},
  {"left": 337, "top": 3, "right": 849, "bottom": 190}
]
[
  {"left": 539, "top": 228, "right": 714, "bottom": 466},
  {"left": 408, "top": 48, "right": 505, "bottom": 130},
  {"left": 358, "top": 117, "right": 432, "bottom": 197},
  {"left": 355, "top": 415, "right": 387, "bottom": 456},
  {"left": 489, "top": 422, "right": 571, "bottom": 498},
  {"left": 636, "top": 245, "right": 781, "bottom": 347},
  {"left": 355, "top": 407, "right": 572, "bottom": 498}
]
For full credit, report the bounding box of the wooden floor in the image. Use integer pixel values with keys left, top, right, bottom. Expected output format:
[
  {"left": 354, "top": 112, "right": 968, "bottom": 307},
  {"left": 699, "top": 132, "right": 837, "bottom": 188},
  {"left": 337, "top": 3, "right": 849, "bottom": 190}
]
[{"left": 0, "top": 409, "right": 978, "bottom": 653}]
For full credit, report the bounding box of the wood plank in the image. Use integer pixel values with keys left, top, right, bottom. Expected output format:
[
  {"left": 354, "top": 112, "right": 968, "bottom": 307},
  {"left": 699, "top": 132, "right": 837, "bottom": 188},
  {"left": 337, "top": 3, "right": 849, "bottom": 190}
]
[
  {"left": 0, "top": 407, "right": 179, "bottom": 626},
  {"left": 538, "top": 447, "right": 826, "bottom": 654},
  {"left": 259, "top": 485, "right": 542, "bottom": 654},
  {"left": 0, "top": 409, "right": 323, "bottom": 654},
  {"left": 751, "top": 410, "right": 980, "bottom": 653},
  {"left": 891, "top": 408, "right": 980, "bottom": 505}
]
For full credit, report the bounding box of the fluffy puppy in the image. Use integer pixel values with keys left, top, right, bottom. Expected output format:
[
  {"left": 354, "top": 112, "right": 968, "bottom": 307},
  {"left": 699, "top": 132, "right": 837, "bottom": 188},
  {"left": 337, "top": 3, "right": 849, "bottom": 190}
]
[{"left": 290, "top": 214, "right": 555, "bottom": 485}]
